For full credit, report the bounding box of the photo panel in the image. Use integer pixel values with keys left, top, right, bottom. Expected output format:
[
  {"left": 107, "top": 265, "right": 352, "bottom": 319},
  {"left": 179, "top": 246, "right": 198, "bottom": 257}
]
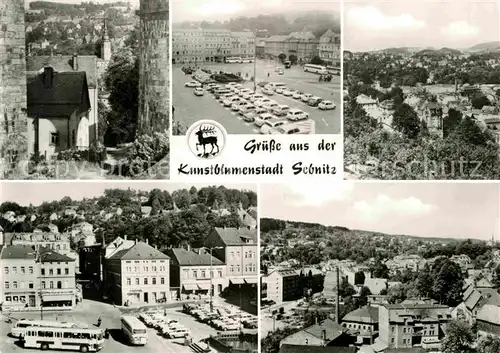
[
  {"left": 170, "top": 0, "right": 343, "bottom": 181},
  {"left": 343, "top": 0, "right": 500, "bottom": 180},
  {"left": 0, "top": 0, "right": 170, "bottom": 180},
  {"left": 259, "top": 182, "right": 500, "bottom": 353},
  {"left": 0, "top": 181, "right": 258, "bottom": 352}
]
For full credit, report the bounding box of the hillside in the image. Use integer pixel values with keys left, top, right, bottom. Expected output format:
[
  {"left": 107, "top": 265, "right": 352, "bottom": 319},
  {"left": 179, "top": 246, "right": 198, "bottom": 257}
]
[
  {"left": 414, "top": 47, "right": 463, "bottom": 57},
  {"left": 468, "top": 41, "right": 500, "bottom": 52},
  {"left": 0, "top": 186, "right": 258, "bottom": 249}
]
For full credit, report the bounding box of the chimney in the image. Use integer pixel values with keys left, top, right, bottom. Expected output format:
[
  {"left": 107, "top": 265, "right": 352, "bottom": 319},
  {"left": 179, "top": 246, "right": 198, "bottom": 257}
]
[
  {"left": 187, "top": 244, "right": 191, "bottom": 252},
  {"left": 146, "top": 238, "right": 149, "bottom": 245},
  {"left": 322, "top": 329, "right": 326, "bottom": 342},
  {"left": 154, "top": 245, "right": 157, "bottom": 250},
  {"left": 43, "top": 67, "right": 54, "bottom": 88},
  {"left": 72, "top": 54, "right": 78, "bottom": 70},
  {"left": 135, "top": 239, "right": 137, "bottom": 245}
]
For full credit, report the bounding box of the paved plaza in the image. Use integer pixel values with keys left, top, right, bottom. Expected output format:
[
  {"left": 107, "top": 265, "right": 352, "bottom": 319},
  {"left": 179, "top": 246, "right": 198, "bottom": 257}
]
[{"left": 173, "top": 59, "right": 341, "bottom": 134}]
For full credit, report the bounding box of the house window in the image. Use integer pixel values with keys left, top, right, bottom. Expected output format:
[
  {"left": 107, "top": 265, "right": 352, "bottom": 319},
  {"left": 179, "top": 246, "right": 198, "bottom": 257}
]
[
  {"left": 29, "top": 282, "right": 34, "bottom": 289},
  {"left": 50, "top": 132, "right": 59, "bottom": 146},
  {"left": 230, "top": 265, "right": 234, "bottom": 273},
  {"left": 21, "top": 267, "right": 25, "bottom": 274},
  {"left": 193, "top": 271, "right": 198, "bottom": 278},
  {"left": 144, "top": 278, "right": 148, "bottom": 285},
  {"left": 218, "top": 270, "right": 223, "bottom": 277},
  {"left": 49, "top": 269, "right": 53, "bottom": 275},
  {"left": 4, "top": 282, "right": 9, "bottom": 289},
  {"left": 57, "top": 269, "right": 61, "bottom": 275},
  {"left": 49, "top": 281, "right": 53, "bottom": 289},
  {"left": 13, "top": 281, "right": 17, "bottom": 289},
  {"left": 12, "top": 267, "right": 17, "bottom": 274},
  {"left": 135, "top": 278, "right": 139, "bottom": 285},
  {"left": 41, "top": 281, "right": 46, "bottom": 289},
  {"left": 72, "top": 129, "right": 76, "bottom": 146},
  {"left": 126, "top": 278, "right": 131, "bottom": 286},
  {"left": 41, "top": 268, "right": 45, "bottom": 275},
  {"left": 161, "top": 278, "right": 165, "bottom": 285},
  {"left": 65, "top": 268, "right": 69, "bottom": 275},
  {"left": 152, "top": 278, "right": 156, "bottom": 285},
  {"left": 57, "top": 281, "right": 62, "bottom": 289},
  {"left": 29, "top": 266, "right": 33, "bottom": 274},
  {"left": 4, "top": 267, "right": 8, "bottom": 274},
  {"left": 201, "top": 271, "right": 206, "bottom": 278}
]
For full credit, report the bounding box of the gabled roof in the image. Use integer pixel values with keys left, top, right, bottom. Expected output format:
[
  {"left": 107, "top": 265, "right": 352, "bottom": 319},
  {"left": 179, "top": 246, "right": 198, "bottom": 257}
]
[
  {"left": 0, "top": 245, "right": 37, "bottom": 259},
  {"left": 302, "top": 318, "right": 345, "bottom": 342},
  {"left": 168, "top": 248, "right": 224, "bottom": 266},
  {"left": 39, "top": 246, "right": 75, "bottom": 262},
  {"left": 213, "top": 227, "right": 257, "bottom": 245},
  {"left": 109, "top": 241, "right": 169, "bottom": 261},
  {"left": 27, "top": 71, "right": 91, "bottom": 118},
  {"left": 26, "top": 55, "right": 98, "bottom": 88},
  {"left": 342, "top": 305, "right": 379, "bottom": 324},
  {"left": 477, "top": 304, "right": 500, "bottom": 324},
  {"left": 465, "top": 290, "right": 482, "bottom": 310}
]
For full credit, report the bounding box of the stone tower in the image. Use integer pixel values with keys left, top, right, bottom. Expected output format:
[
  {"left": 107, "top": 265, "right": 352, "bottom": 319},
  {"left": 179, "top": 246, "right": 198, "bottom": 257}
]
[
  {"left": 0, "top": 0, "right": 28, "bottom": 166},
  {"left": 137, "top": 0, "right": 169, "bottom": 136},
  {"left": 101, "top": 18, "right": 112, "bottom": 62}
]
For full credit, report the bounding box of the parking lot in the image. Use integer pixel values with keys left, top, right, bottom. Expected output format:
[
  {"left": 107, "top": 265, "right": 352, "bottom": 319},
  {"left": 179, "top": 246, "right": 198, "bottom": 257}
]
[
  {"left": 0, "top": 300, "right": 213, "bottom": 353},
  {"left": 173, "top": 59, "right": 341, "bottom": 134},
  {"left": 260, "top": 300, "right": 306, "bottom": 338}
]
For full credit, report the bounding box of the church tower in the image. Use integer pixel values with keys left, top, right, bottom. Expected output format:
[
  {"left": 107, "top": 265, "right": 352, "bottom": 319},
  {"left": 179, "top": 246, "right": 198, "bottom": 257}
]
[{"left": 101, "top": 18, "right": 112, "bottom": 62}]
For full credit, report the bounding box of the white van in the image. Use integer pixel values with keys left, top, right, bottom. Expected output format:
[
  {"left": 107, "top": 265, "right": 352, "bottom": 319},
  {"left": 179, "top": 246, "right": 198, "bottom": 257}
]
[
  {"left": 272, "top": 104, "right": 290, "bottom": 116},
  {"left": 267, "top": 82, "right": 287, "bottom": 91}
]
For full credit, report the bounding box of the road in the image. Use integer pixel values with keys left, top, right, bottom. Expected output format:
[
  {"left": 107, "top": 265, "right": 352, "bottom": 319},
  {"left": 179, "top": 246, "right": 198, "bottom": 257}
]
[
  {"left": 173, "top": 59, "right": 341, "bottom": 135},
  {"left": 0, "top": 300, "right": 215, "bottom": 353}
]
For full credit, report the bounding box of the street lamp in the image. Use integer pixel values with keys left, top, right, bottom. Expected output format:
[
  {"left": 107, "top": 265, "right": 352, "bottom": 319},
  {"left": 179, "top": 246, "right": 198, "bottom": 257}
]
[
  {"left": 253, "top": 30, "right": 257, "bottom": 92},
  {"left": 36, "top": 247, "right": 43, "bottom": 320},
  {"left": 207, "top": 246, "right": 223, "bottom": 313}
]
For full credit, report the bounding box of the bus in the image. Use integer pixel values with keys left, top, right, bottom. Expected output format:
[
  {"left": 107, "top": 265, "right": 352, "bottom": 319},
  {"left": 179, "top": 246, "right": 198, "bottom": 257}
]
[
  {"left": 303, "top": 64, "right": 327, "bottom": 74},
  {"left": 21, "top": 326, "right": 104, "bottom": 352},
  {"left": 326, "top": 66, "right": 341, "bottom": 75},
  {"left": 240, "top": 57, "right": 255, "bottom": 63},
  {"left": 11, "top": 319, "right": 89, "bottom": 338},
  {"left": 284, "top": 60, "right": 291, "bottom": 68},
  {"left": 225, "top": 57, "right": 241, "bottom": 63},
  {"left": 121, "top": 315, "right": 148, "bottom": 345}
]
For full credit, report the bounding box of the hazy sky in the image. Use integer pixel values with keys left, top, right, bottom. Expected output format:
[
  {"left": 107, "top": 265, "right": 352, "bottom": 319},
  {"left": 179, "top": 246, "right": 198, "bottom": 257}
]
[
  {"left": 1, "top": 182, "right": 256, "bottom": 206},
  {"left": 261, "top": 182, "right": 500, "bottom": 241},
  {"left": 345, "top": 0, "right": 500, "bottom": 52},
  {"left": 25, "top": 0, "right": 140, "bottom": 9},
  {"left": 172, "top": 0, "right": 340, "bottom": 23}
]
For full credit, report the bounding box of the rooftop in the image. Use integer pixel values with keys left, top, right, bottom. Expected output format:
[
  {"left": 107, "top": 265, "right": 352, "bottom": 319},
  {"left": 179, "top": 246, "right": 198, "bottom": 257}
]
[
  {"left": 280, "top": 345, "right": 355, "bottom": 353},
  {"left": 213, "top": 227, "right": 257, "bottom": 246},
  {"left": 0, "top": 245, "right": 37, "bottom": 260},
  {"left": 168, "top": 248, "right": 224, "bottom": 266},
  {"left": 109, "top": 241, "right": 169, "bottom": 261},
  {"left": 342, "top": 305, "right": 379, "bottom": 324}
]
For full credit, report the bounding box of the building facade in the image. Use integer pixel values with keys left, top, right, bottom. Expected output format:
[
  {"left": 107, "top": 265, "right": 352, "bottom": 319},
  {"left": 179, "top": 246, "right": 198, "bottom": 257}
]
[
  {"left": 230, "top": 31, "right": 256, "bottom": 58},
  {"left": 318, "top": 29, "right": 340, "bottom": 66},
  {"left": 378, "top": 304, "right": 451, "bottom": 350},
  {"left": 104, "top": 240, "right": 170, "bottom": 305},
  {"left": 264, "top": 269, "right": 300, "bottom": 304},
  {"left": 137, "top": 0, "right": 170, "bottom": 135},
  {"left": 167, "top": 247, "right": 227, "bottom": 299},
  {"left": 39, "top": 247, "right": 77, "bottom": 307},
  {"left": 264, "top": 32, "right": 319, "bottom": 62},
  {"left": 204, "top": 227, "right": 258, "bottom": 286}
]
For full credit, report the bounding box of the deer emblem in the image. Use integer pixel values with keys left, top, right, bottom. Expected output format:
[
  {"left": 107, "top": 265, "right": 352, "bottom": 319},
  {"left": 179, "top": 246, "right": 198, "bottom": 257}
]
[{"left": 195, "top": 125, "right": 220, "bottom": 157}]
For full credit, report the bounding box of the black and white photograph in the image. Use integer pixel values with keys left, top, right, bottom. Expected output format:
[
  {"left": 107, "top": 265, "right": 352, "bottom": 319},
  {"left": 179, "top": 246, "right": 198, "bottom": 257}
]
[
  {"left": 0, "top": 0, "right": 169, "bottom": 180},
  {"left": 0, "top": 182, "right": 258, "bottom": 353},
  {"left": 259, "top": 182, "right": 500, "bottom": 353},
  {"left": 343, "top": 0, "right": 500, "bottom": 180},
  {"left": 172, "top": 0, "right": 341, "bottom": 136}
]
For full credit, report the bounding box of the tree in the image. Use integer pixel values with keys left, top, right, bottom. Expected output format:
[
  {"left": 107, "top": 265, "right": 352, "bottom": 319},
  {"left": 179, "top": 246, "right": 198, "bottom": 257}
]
[
  {"left": 471, "top": 95, "right": 490, "bottom": 109},
  {"left": 261, "top": 327, "right": 300, "bottom": 353},
  {"left": 442, "top": 320, "right": 475, "bottom": 353},
  {"left": 448, "top": 115, "right": 490, "bottom": 147},
  {"left": 338, "top": 278, "right": 356, "bottom": 298},
  {"left": 278, "top": 53, "right": 287, "bottom": 62},
  {"left": 310, "top": 56, "right": 324, "bottom": 65},
  {"left": 443, "top": 108, "right": 462, "bottom": 138},
  {"left": 392, "top": 103, "right": 421, "bottom": 139},
  {"left": 432, "top": 259, "right": 464, "bottom": 306},
  {"left": 370, "top": 260, "right": 389, "bottom": 279},
  {"left": 288, "top": 54, "right": 297, "bottom": 64},
  {"left": 477, "top": 335, "right": 500, "bottom": 353},
  {"left": 415, "top": 264, "right": 433, "bottom": 298},
  {"left": 387, "top": 284, "right": 407, "bottom": 304}
]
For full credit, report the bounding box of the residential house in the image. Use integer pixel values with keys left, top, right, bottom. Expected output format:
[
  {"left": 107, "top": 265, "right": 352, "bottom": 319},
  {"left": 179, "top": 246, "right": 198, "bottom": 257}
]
[
  {"left": 263, "top": 269, "right": 300, "bottom": 304},
  {"left": 280, "top": 318, "right": 354, "bottom": 347},
  {"left": 476, "top": 304, "right": 500, "bottom": 339},
  {"left": 318, "top": 29, "right": 340, "bottom": 65},
  {"left": 204, "top": 227, "right": 258, "bottom": 286},
  {"left": 26, "top": 67, "right": 91, "bottom": 159},
  {"left": 103, "top": 240, "right": 170, "bottom": 305},
  {"left": 279, "top": 345, "right": 355, "bottom": 353},
  {"left": 341, "top": 305, "right": 379, "bottom": 345}
]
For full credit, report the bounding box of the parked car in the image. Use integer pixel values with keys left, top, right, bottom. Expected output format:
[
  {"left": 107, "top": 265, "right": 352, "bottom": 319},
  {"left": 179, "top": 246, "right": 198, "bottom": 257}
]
[
  {"left": 239, "top": 104, "right": 256, "bottom": 115},
  {"left": 308, "top": 96, "right": 323, "bottom": 107},
  {"left": 223, "top": 95, "right": 241, "bottom": 107},
  {"left": 286, "top": 109, "right": 309, "bottom": 121},
  {"left": 272, "top": 104, "right": 290, "bottom": 116},
  {"left": 262, "top": 87, "right": 274, "bottom": 95},
  {"left": 255, "top": 97, "right": 272, "bottom": 107},
  {"left": 238, "top": 88, "right": 252, "bottom": 97},
  {"left": 292, "top": 91, "right": 303, "bottom": 99},
  {"left": 218, "top": 93, "right": 234, "bottom": 102},
  {"left": 255, "top": 113, "right": 277, "bottom": 127},
  {"left": 242, "top": 91, "right": 256, "bottom": 100},
  {"left": 275, "top": 86, "right": 287, "bottom": 94},
  {"left": 318, "top": 100, "right": 336, "bottom": 110},
  {"left": 260, "top": 118, "right": 288, "bottom": 134},
  {"left": 254, "top": 106, "right": 268, "bottom": 115},
  {"left": 185, "top": 81, "right": 201, "bottom": 87},
  {"left": 262, "top": 101, "right": 279, "bottom": 112},
  {"left": 300, "top": 93, "right": 314, "bottom": 102},
  {"left": 232, "top": 100, "right": 249, "bottom": 111},
  {"left": 243, "top": 111, "right": 258, "bottom": 122},
  {"left": 193, "top": 87, "right": 204, "bottom": 96},
  {"left": 250, "top": 94, "right": 265, "bottom": 103},
  {"left": 282, "top": 89, "right": 297, "bottom": 97}
]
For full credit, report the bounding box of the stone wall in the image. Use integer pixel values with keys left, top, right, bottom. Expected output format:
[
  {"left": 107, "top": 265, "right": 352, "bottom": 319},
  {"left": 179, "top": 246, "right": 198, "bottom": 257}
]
[
  {"left": 0, "top": 0, "right": 28, "bottom": 164},
  {"left": 137, "top": 0, "right": 169, "bottom": 136}
]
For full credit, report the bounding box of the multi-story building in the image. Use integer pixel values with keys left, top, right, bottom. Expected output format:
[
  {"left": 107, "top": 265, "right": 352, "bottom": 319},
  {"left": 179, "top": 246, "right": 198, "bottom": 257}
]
[
  {"left": 172, "top": 28, "right": 232, "bottom": 64},
  {"left": 204, "top": 227, "right": 258, "bottom": 286},
  {"left": 230, "top": 31, "right": 255, "bottom": 58},
  {"left": 378, "top": 303, "right": 451, "bottom": 350},
  {"left": 264, "top": 269, "right": 300, "bottom": 304},
  {"left": 103, "top": 239, "right": 170, "bottom": 305},
  {"left": 9, "top": 231, "right": 71, "bottom": 254},
  {"left": 39, "top": 246, "right": 77, "bottom": 307},
  {"left": 341, "top": 305, "right": 379, "bottom": 345},
  {"left": 318, "top": 29, "right": 340, "bottom": 66},
  {"left": 0, "top": 245, "right": 77, "bottom": 308},
  {"left": 167, "top": 247, "right": 227, "bottom": 299},
  {"left": 477, "top": 304, "right": 500, "bottom": 339},
  {"left": 264, "top": 32, "right": 319, "bottom": 62}
]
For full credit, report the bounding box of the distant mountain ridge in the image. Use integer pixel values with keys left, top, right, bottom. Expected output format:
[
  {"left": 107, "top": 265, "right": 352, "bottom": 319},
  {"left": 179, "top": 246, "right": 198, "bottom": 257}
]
[{"left": 351, "top": 41, "right": 500, "bottom": 55}]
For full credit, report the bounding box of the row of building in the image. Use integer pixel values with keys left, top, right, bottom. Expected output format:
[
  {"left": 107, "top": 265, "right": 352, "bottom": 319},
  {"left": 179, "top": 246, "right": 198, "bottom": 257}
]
[
  {"left": 0, "top": 226, "right": 258, "bottom": 309},
  {"left": 172, "top": 28, "right": 340, "bottom": 65}
]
